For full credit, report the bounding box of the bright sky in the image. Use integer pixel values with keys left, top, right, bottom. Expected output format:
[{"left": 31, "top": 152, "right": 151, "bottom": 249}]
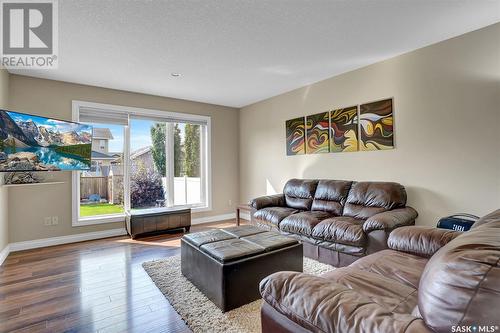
[
  {"left": 94, "top": 120, "right": 186, "bottom": 153},
  {"left": 130, "top": 119, "right": 154, "bottom": 152}
]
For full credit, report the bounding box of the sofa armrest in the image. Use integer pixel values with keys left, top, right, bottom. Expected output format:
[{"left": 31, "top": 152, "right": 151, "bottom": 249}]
[
  {"left": 363, "top": 207, "right": 418, "bottom": 233},
  {"left": 388, "top": 226, "right": 462, "bottom": 258},
  {"left": 260, "top": 271, "right": 427, "bottom": 333},
  {"left": 249, "top": 194, "right": 285, "bottom": 210}
]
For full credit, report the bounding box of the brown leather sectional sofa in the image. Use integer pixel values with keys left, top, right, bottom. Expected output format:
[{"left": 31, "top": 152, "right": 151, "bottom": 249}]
[
  {"left": 259, "top": 209, "right": 500, "bottom": 333},
  {"left": 251, "top": 179, "right": 418, "bottom": 266}
]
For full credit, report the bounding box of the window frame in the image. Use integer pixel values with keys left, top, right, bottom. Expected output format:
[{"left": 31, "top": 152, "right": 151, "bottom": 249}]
[{"left": 71, "top": 100, "right": 212, "bottom": 227}]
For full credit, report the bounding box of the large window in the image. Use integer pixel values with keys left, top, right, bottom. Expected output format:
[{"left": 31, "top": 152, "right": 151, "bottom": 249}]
[{"left": 72, "top": 101, "right": 211, "bottom": 226}]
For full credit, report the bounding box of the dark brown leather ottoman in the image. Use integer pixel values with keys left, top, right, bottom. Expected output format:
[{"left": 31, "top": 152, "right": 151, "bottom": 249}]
[{"left": 181, "top": 225, "right": 303, "bottom": 312}]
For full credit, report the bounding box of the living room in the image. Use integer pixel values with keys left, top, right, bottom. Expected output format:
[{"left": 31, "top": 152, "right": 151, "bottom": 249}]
[{"left": 0, "top": 1, "right": 499, "bottom": 332}]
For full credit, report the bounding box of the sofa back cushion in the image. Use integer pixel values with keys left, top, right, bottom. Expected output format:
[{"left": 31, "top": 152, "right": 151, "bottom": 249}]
[
  {"left": 343, "top": 182, "right": 407, "bottom": 219},
  {"left": 311, "top": 180, "right": 353, "bottom": 215},
  {"left": 418, "top": 210, "right": 500, "bottom": 332},
  {"left": 283, "top": 179, "right": 319, "bottom": 210}
]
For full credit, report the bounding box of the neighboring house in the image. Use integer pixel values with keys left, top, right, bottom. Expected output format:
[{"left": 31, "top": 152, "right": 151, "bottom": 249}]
[
  {"left": 85, "top": 151, "right": 121, "bottom": 177},
  {"left": 130, "top": 146, "right": 155, "bottom": 174},
  {"left": 88, "top": 128, "right": 122, "bottom": 176},
  {"left": 92, "top": 128, "right": 113, "bottom": 154},
  {"left": 108, "top": 164, "right": 124, "bottom": 177}
]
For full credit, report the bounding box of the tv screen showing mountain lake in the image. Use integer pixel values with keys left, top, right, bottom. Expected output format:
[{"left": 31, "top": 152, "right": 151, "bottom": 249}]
[{"left": 0, "top": 110, "right": 92, "bottom": 172}]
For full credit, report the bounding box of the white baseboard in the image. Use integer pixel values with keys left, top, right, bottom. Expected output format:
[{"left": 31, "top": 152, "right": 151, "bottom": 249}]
[
  {"left": 0, "top": 244, "right": 10, "bottom": 266},
  {"left": 3, "top": 213, "right": 246, "bottom": 258},
  {"left": 9, "top": 228, "right": 127, "bottom": 252},
  {"left": 192, "top": 213, "right": 236, "bottom": 225},
  {"left": 240, "top": 212, "right": 251, "bottom": 221}
]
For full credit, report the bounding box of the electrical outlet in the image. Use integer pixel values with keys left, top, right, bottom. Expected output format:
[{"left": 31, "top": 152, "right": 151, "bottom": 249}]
[
  {"left": 228, "top": 200, "right": 232, "bottom": 206},
  {"left": 52, "top": 216, "right": 59, "bottom": 225},
  {"left": 44, "top": 217, "right": 52, "bottom": 226}
]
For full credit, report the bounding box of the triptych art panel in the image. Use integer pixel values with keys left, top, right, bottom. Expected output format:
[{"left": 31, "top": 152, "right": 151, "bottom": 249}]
[
  {"left": 359, "top": 99, "right": 394, "bottom": 151},
  {"left": 285, "top": 117, "right": 306, "bottom": 155},
  {"left": 306, "top": 112, "right": 329, "bottom": 154},
  {"left": 330, "top": 106, "right": 358, "bottom": 152},
  {"left": 285, "top": 98, "right": 394, "bottom": 155}
]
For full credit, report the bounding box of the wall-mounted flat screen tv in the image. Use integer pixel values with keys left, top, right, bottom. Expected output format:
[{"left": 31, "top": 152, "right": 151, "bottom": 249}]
[{"left": 0, "top": 109, "right": 92, "bottom": 172}]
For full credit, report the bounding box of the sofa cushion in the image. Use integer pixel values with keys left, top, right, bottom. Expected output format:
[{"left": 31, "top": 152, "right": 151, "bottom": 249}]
[
  {"left": 242, "top": 232, "right": 299, "bottom": 251},
  {"left": 283, "top": 179, "right": 318, "bottom": 210},
  {"left": 279, "top": 211, "right": 332, "bottom": 236},
  {"left": 254, "top": 207, "right": 299, "bottom": 226},
  {"left": 387, "top": 226, "right": 461, "bottom": 258},
  {"left": 343, "top": 181, "right": 407, "bottom": 219},
  {"left": 350, "top": 249, "right": 428, "bottom": 289},
  {"left": 311, "top": 180, "right": 352, "bottom": 215},
  {"left": 312, "top": 216, "right": 366, "bottom": 246},
  {"left": 314, "top": 240, "right": 366, "bottom": 256},
  {"left": 418, "top": 214, "right": 500, "bottom": 332},
  {"left": 260, "top": 271, "right": 424, "bottom": 333},
  {"left": 222, "top": 225, "right": 267, "bottom": 238},
  {"left": 363, "top": 207, "right": 418, "bottom": 233},
  {"left": 321, "top": 267, "right": 419, "bottom": 314},
  {"left": 471, "top": 208, "right": 500, "bottom": 229},
  {"left": 250, "top": 194, "right": 285, "bottom": 210}
]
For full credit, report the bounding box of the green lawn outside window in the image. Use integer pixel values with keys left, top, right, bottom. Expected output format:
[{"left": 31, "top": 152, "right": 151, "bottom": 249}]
[{"left": 80, "top": 203, "right": 125, "bottom": 217}]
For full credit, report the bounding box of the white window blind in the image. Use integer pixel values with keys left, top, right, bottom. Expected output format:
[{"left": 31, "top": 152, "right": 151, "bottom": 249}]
[
  {"left": 78, "top": 107, "right": 129, "bottom": 125},
  {"left": 78, "top": 107, "right": 207, "bottom": 126},
  {"left": 129, "top": 114, "right": 207, "bottom": 126}
]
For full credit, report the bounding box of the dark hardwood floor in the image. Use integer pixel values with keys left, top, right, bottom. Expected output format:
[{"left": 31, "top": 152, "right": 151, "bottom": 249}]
[{"left": 0, "top": 220, "right": 243, "bottom": 333}]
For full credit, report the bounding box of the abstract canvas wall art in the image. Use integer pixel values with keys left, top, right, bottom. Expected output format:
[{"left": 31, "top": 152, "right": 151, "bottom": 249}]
[
  {"left": 306, "top": 112, "right": 329, "bottom": 154},
  {"left": 285, "top": 116, "right": 306, "bottom": 155},
  {"left": 285, "top": 97, "right": 394, "bottom": 155},
  {"left": 329, "top": 106, "right": 358, "bottom": 152},
  {"left": 359, "top": 99, "right": 394, "bottom": 151}
]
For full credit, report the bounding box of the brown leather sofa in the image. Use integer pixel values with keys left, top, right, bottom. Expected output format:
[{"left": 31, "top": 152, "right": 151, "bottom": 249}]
[
  {"left": 259, "top": 209, "right": 500, "bottom": 333},
  {"left": 250, "top": 179, "right": 418, "bottom": 266}
]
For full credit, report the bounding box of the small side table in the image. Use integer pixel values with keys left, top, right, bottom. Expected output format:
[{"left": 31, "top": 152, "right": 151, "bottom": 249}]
[{"left": 236, "top": 204, "right": 252, "bottom": 226}]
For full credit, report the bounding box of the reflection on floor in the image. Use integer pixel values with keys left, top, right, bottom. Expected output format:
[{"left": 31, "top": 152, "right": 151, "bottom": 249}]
[{"left": 0, "top": 219, "right": 246, "bottom": 333}]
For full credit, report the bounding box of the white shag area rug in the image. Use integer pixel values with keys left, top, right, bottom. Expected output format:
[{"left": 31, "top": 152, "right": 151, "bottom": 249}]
[{"left": 142, "top": 255, "right": 334, "bottom": 333}]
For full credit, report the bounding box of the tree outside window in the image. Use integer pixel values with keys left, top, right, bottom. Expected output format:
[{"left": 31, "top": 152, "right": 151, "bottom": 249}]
[{"left": 184, "top": 124, "right": 200, "bottom": 178}]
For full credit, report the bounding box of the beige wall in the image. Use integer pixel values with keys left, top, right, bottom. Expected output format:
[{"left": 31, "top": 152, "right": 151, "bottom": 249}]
[
  {"left": 4, "top": 24, "right": 500, "bottom": 243},
  {"left": 8, "top": 76, "right": 239, "bottom": 242},
  {"left": 0, "top": 69, "right": 9, "bottom": 251},
  {"left": 239, "top": 23, "right": 500, "bottom": 226}
]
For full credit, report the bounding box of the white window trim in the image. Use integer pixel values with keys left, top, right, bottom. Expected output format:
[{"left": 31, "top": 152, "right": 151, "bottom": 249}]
[{"left": 71, "top": 100, "right": 212, "bottom": 227}]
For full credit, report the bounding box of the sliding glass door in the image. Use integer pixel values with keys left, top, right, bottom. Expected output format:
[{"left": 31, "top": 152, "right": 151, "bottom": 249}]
[
  {"left": 129, "top": 120, "right": 203, "bottom": 210},
  {"left": 129, "top": 119, "right": 166, "bottom": 210},
  {"left": 173, "top": 123, "right": 202, "bottom": 206}
]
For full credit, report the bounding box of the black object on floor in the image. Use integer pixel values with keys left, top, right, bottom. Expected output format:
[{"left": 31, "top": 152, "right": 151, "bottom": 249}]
[{"left": 126, "top": 207, "right": 191, "bottom": 239}]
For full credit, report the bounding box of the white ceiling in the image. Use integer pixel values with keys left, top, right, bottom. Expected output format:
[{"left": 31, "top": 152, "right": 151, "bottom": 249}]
[{"left": 10, "top": 0, "right": 500, "bottom": 108}]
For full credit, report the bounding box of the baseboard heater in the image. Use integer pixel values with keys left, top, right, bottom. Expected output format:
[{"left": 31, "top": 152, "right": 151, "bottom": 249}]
[{"left": 126, "top": 208, "right": 191, "bottom": 239}]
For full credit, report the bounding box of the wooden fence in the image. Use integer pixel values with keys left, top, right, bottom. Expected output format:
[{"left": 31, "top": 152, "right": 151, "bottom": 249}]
[
  {"left": 80, "top": 176, "right": 109, "bottom": 200},
  {"left": 81, "top": 176, "right": 124, "bottom": 204}
]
